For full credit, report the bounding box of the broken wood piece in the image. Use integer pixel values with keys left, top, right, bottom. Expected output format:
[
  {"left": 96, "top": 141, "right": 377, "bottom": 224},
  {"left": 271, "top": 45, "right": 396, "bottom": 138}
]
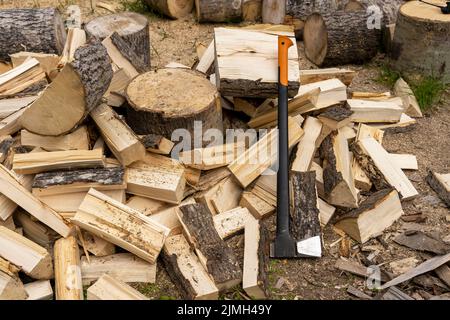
[
  {"left": 382, "top": 286, "right": 414, "bottom": 300},
  {"left": 393, "top": 77, "right": 422, "bottom": 118},
  {"left": 317, "top": 104, "right": 353, "bottom": 130},
  {"left": 426, "top": 171, "right": 450, "bottom": 207},
  {"left": 0, "top": 58, "right": 47, "bottom": 97},
  {"left": 0, "top": 96, "right": 37, "bottom": 119},
  {"left": 291, "top": 116, "right": 322, "bottom": 172},
  {"left": 140, "top": 134, "right": 174, "bottom": 155},
  {"left": 20, "top": 126, "right": 90, "bottom": 151},
  {"left": 352, "top": 157, "right": 372, "bottom": 192},
  {"left": 54, "top": 236, "right": 83, "bottom": 300},
  {"left": 300, "top": 68, "right": 355, "bottom": 86},
  {"left": 347, "top": 286, "right": 372, "bottom": 300},
  {"left": 71, "top": 188, "right": 169, "bottom": 264},
  {"left": 0, "top": 267, "right": 27, "bottom": 300},
  {"left": 389, "top": 154, "right": 418, "bottom": 170},
  {"left": 104, "top": 69, "right": 131, "bottom": 107},
  {"left": 126, "top": 196, "right": 169, "bottom": 216},
  {"left": 239, "top": 191, "right": 275, "bottom": 220},
  {"left": 318, "top": 198, "right": 335, "bottom": 227},
  {"left": 356, "top": 123, "right": 384, "bottom": 144},
  {"left": 60, "top": 28, "right": 87, "bottom": 64},
  {"left": 394, "top": 231, "right": 450, "bottom": 255},
  {"left": 14, "top": 211, "right": 59, "bottom": 248},
  {"left": 295, "top": 78, "right": 347, "bottom": 111},
  {"left": 162, "top": 234, "right": 219, "bottom": 300},
  {"left": 213, "top": 207, "right": 253, "bottom": 239},
  {"left": 179, "top": 142, "right": 245, "bottom": 170},
  {"left": 24, "top": 280, "right": 53, "bottom": 300},
  {"left": 435, "top": 264, "right": 450, "bottom": 287},
  {"left": 196, "top": 40, "right": 215, "bottom": 74},
  {"left": 87, "top": 274, "right": 148, "bottom": 300},
  {"left": 347, "top": 99, "right": 403, "bottom": 123},
  {"left": 335, "top": 258, "right": 389, "bottom": 282}
]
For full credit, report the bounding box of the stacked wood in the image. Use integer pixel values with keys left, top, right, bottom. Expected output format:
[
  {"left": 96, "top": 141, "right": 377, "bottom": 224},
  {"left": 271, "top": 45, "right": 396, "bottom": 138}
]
[
  {"left": 87, "top": 274, "right": 148, "bottom": 300},
  {"left": 54, "top": 236, "right": 83, "bottom": 300},
  {"left": 196, "top": 0, "right": 241, "bottom": 22},
  {"left": 146, "top": 0, "right": 194, "bottom": 19}
]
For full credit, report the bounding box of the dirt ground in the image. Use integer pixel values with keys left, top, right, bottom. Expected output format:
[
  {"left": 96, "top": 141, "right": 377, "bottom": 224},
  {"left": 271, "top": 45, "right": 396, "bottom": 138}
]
[{"left": 2, "top": 0, "right": 449, "bottom": 300}]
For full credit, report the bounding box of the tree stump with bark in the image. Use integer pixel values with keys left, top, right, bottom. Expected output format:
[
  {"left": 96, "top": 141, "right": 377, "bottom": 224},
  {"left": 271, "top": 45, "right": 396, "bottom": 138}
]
[
  {"left": 85, "top": 12, "right": 150, "bottom": 69},
  {"left": 195, "top": 0, "right": 242, "bottom": 23},
  {"left": 145, "top": 0, "right": 194, "bottom": 19},
  {"left": 0, "top": 8, "right": 66, "bottom": 62}
]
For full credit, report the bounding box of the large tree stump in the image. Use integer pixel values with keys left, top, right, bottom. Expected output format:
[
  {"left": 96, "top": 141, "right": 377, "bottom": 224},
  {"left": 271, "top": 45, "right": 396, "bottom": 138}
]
[
  {"left": 0, "top": 8, "right": 66, "bottom": 62},
  {"left": 85, "top": 12, "right": 150, "bottom": 69},
  {"left": 262, "top": 0, "right": 285, "bottom": 24},
  {"left": 20, "top": 39, "right": 113, "bottom": 136},
  {"left": 145, "top": 0, "right": 194, "bottom": 19},
  {"left": 390, "top": 1, "right": 450, "bottom": 83},
  {"left": 195, "top": 0, "right": 242, "bottom": 23},
  {"left": 304, "top": 11, "right": 382, "bottom": 67},
  {"left": 126, "top": 69, "right": 222, "bottom": 147}
]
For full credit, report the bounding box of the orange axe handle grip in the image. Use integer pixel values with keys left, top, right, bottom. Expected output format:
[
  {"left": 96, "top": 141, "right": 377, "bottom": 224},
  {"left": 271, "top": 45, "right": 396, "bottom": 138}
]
[{"left": 278, "top": 36, "right": 293, "bottom": 86}]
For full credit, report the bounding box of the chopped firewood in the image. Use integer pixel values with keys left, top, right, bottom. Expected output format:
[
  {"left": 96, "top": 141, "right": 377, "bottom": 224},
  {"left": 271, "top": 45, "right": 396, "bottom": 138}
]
[
  {"left": 243, "top": 216, "right": 269, "bottom": 299},
  {"left": 335, "top": 189, "right": 404, "bottom": 243},
  {"left": 81, "top": 253, "right": 156, "bottom": 285},
  {"left": 213, "top": 207, "right": 253, "bottom": 239},
  {"left": 239, "top": 191, "right": 275, "bottom": 220},
  {"left": 87, "top": 274, "right": 148, "bottom": 300},
  {"left": 296, "top": 78, "right": 347, "bottom": 111},
  {"left": 126, "top": 196, "right": 169, "bottom": 216},
  {"left": 352, "top": 157, "right": 372, "bottom": 192},
  {"left": 14, "top": 211, "right": 59, "bottom": 248},
  {"left": 101, "top": 35, "right": 139, "bottom": 78},
  {"left": 300, "top": 68, "right": 355, "bottom": 86},
  {"left": 178, "top": 203, "right": 242, "bottom": 291},
  {"left": 207, "top": 177, "right": 243, "bottom": 214},
  {"left": 251, "top": 175, "right": 276, "bottom": 207},
  {"left": 0, "top": 96, "right": 37, "bottom": 119},
  {"left": 356, "top": 123, "right": 384, "bottom": 144},
  {"left": 24, "top": 280, "right": 53, "bottom": 300},
  {"left": 0, "top": 107, "right": 28, "bottom": 136},
  {"left": 195, "top": 167, "right": 231, "bottom": 191},
  {"left": 389, "top": 154, "right": 418, "bottom": 170},
  {"left": 369, "top": 113, "right": 417, "bottom": 132},
  {"left": 126, "top": 153, "right": 186, "bottom": 204},
  {"left": 0, "top": 135, "right": 14, "bottom": 162},
  {"left": 353, "top": 137, "right": 418, "bottom": 200},
  {"left": 0, "top": 172, "right": 33, "bottom": 221},
  {"left": 0, "top": 58, "right": 47, "bottom": 97},
  {"left": 382, "top": 286, "right": 414, "bottom": 300},
  {"left": 0, "top": 226, "right": 53, "bottom": 280},
  {"left": 10, "top": 52, "right": 59, "bottom": 79},
  {"left": 184, "top": 166, "right": 201, "bottom": 186},
  {"left": 426, "top": 171, "right": 450, "bottom": 207},
  {"left": 54, "top": 236, "right": 83, "bottom": 300},
  {"left": 394, "top": 78, "right": 423, "bottom": 118},
  {"left": 317, "top": 104, "right": 354, "bottom": 130},
  {"left": 318, "top": 198, "right": 335, "bottom": 227},
  {"left": 229, "top": 116, "right": 303, "bottom": 188},
  {"left": 291, "top": 116, "right": 323, "bottom": 172},
  {"left": 320, "top": 130, "right": 358, "bottom": 208},
  {"left": 0, "top": 260, "right": 27, "bottom": 300},
  {"left": 179, "top": 142, "right": 245, "bottom": 170},
  {"left": 13, "top": 149, "right": 106, "bottom": 175},
  {"left": 310, "top": 161, "right": 325, "bottom": 198},
  {"left": 196, "top": 40, "right": 215, "bottom": 75},
  {"left": 91, "top": 104, "right": 145, "bottom": 166},
  {"left": 140, "top": 134, "right": 174, "bottom": 155},
  {"left": 72, "top": 188, "right": 169, "bottom": 264},
  {"left": 233, "top": 97, "right": 260, "bottom": 117},
  {"left": 21, "top": 126, "right": 90, "bottom": 151},
  {"left": 104, "top": 69, "right": 131, "bottom": 107},
  {"left": 394, "top": 231, "right": 450, "bottom": 255},
  {"left": 79, "top": 231, "right": 116, "bottom": 257},
  {"left": 351, "top": 91, "right": 391, "bottom": 100},
  {"left": 0, "top": 165, "right": 71, "bottom": 237},
  {"left": 0, "top": 215, "right": 15, "bottom": 230},
  {"left": 60, "top": 28, "right": 87, "bottom": 64},
  {"left": 347, "top": 99, "right": 404, "bottom": 123},
  {"left": 162, "top": 234, "right": 219, "bottom": 300}
]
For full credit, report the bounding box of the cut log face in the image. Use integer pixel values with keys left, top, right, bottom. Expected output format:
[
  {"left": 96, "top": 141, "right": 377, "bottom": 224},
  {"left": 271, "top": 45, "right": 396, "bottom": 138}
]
[
  {"left": 24, "top": 280, "right": 53, "bottom": 300},
  {"left": 20, "top": 126, "right": 90, "bottom": 151},
  {"left": 213, "top": 207, "right": 253, "bottom": 239},
  {"left": 87, "top": 274, "right": 148, "bottom": 300},
  {"left": 54, "top": 236, "right": 83, "bottom": 300},
  {"left": 146, "top": 0, "right": 194, "bottom": 19},
  {"left": 196, "top": 0, "right": 241, "bottom": 22},
  {"left": 262, "top": 0, "right": 286, "bottom": 24},
  {"left": 239, "top": 191, "right": 275, "bottom": 220},
  {"left": 0, "top": 8, "right": 66, "bottom": 61}
]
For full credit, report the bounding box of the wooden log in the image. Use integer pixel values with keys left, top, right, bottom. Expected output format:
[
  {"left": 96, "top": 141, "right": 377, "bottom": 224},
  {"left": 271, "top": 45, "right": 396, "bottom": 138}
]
[
  {"left": 54, "top": 236, "right": 83, "bottom": 300},
  {"left": 214, "top": 26, "right": 300, "bottom": 98},
  {"left": 20, "top": 126, "right": 89, "bottom": 152},
  {"left": 296, "top": 79, "right": 347, "bottom": 111},
  {"left": 85, "top": 12, "right": 150, "bottom": 69},
  {"left": 126, "top": 69, "right": 222, "bottom": 144},
  {"left": 243, "top": 216, "right": 269, "bottom": 299},
  {"left": 0, "top": 58, "right": 47, "bottom": 97},
  {"left": 304, "top": 11, "right": 382, "bottom": 67},
  {"left": 291, "top": 116, "right": 323, "bottom": 172},
  {"left": 239, "top": 191, "right": 275, "bottom": 220},
  {"left": 0, "top": 269, "right": 27, "bottom": 300},
  {"left": 243, "top": 0, "right": 262, "bottom": 22},
  {"left": 318, "top": 105, "right": 354, "bottom": 130},
  {"left": 426, "top": 171, "right": 450, "bottom": 207},
  {"left": 320, "top": 130, "right": 358, "bottom": 208},
  {"left": 91, "top": 104, "right": 145, "bottom": 166},
  {"left": 390, "top": 1, "right": 450, "bottom": 82},
  {"left": 0, "top": 96, "right": 37, "bottom": 120},
  {"left": 24, "top": 280, "right": 53, "bottom": 300},
  {"left": 13, "top": 149, "right": 105, "bottom": 175},
  {"left": 162, "top": 234, "right": 219, "bottom": 299},
  {"left": 87, "top": 274, "right": 148, "bottom": 300},
  {"left": 71, "top": 188, "right": 169, "bottom": 264},
  {"left": 347, "top": 99, "right": 403, "bottom": 123},
  {"left": 60, "top": 28, "right": 87, "bottom": 64},
  {"left": 14, "top": 211, "right": 59, "bottom": 248},
  {"left": 0, "top": 226, "right": 53, "bottom": 279},
  {"left": 300, "top": 68, "right": 356, "bottom": 86},
  {"left": 104, "top": 69, "right": 131, "bottom": 107},
  {"left": 146, "top": 0, "right": 193, "bottom": 19},
  {"left": 352, "top": 157, "right": 373, "bottom": 192},
  {"left": 0, "top": 173, "right": 33, "bottom": 221},
  {"left": 393, "top": 77, "right": 423, "bottom": 118},
  {"left": 195, "top": 40, "right": 215, "bottom": 75},
  {"left": 356, "top": 123, "right": 384, "bottom": 144},
  {"left": 0, "top": 8, "right": 66, "bottom": 62},
  {"left": 80, "top": 253, "right": 156, "bottom": 285},
  {"left": 178, "top": 203, "right": 242, "bottom": 291},
  {"left": 389, "top": 154, "right": 418, "bottom": 171},
  {"left": 20, "top": 39, "right": 113, "bottom": 136},
  {"left": 213, "top": 207, "right": 252, "bottom": 240},
  {"left": 262, "top": 0, "right": 285, "bottom": 24},
  {"left": 195, "top": 0, "right": 241, "bottom": 22},
  {"left": 140, "top": 134, "right": 174, "bottom": 155}
]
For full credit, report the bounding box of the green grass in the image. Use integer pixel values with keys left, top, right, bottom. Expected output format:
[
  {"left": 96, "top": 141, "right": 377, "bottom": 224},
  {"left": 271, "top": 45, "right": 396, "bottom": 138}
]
[
  {"left": 121, "top": 0, "right": 163, "bottom": 18},
  {"left": 376, "top": 65, "right": 401, "bottom": 88},
  {"left": 411, "top": 77, "right": 447, "bottom": 111}
]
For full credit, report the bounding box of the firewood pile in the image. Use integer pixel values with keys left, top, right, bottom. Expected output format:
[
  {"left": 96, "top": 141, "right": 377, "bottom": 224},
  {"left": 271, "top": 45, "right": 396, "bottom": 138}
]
[{"left": 0, "top": 4, "right": 449, "bottom": 301}]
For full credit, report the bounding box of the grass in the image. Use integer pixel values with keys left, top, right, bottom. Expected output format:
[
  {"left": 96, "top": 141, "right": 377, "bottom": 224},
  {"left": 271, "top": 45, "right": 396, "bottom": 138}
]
[
  {"left": 411, "top": 77, "right": 448, "bottom": 111},
  {"left": 375, "top": 64, "right": 401, "bottom": 88},
  {"left": 121, "top": 0, "right": 149, "bottom": 14}
]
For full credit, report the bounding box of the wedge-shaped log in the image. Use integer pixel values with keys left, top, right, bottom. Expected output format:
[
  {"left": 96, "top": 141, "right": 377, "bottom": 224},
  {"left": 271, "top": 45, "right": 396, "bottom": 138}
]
[
  {"left": 295, "top": 78, "right": 347, "bottom": 111},
  {"left": 24, "top": 280, "right": 53, "bottom": 300},
  {"left": 0, "top": 226, "right": 53, "bottom": 279},
  {"left": 20, "top": 126, "right": 89, "bottom": 151},
  {"left": 213, "top": 207, "right": 253, "bottom": 240},
  {"left": 81, "top": 253, "right": 156, "bottom": 285},
  {"left": 54, "top": 236, "right": 83, "bottom": 300},
  {"left": 335, "top": 189, "right": 404, "bottom": 243},
  {"left": 13, "top": 149, "right": 105, "bottom": 175},
  {"left": 71, "top": 188, "right": 169, "bottom": 264},
  {"left": 347, "top": 99, "right": 403, "bottom": 123},
  {"left": 178, "top": 203, "right": 242, "bottom": 291},
  {"left": 239, "top": 191, "right": 275, "bottom": 220},
  {"left": 291, "top": 116, "right": 323, "bottom": 172},
  {"left": 426, "top": 171, "right": 450, "bottom": 207},
  {"left": 162, "top": 234, "right": 219, "bottom": 300},
  {"left": 87, "top": 274, "right": 148, "bottom": 300},
  {"left": 393, "top": 77, "right": 422, "bottom": 118}
]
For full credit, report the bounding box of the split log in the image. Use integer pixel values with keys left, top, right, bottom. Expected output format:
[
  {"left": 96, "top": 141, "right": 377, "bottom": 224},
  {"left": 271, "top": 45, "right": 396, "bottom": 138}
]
[
  {"left": 87, "top": 274, "right": 148, "bottom": 300},
  {"left": 318, "top": 106, "right": 354, "bottom": 130},
  {"left": 356, "top": 123, "right": 384, "bottom": 143},
  {"left": 81, "top": 253, "right": 156, "bottom": 285},
  {"left": 213, "top": 207, "right": 252, "bottom": 239},
  {"left": 291, "top": 171, "right": 322, "bottom": 257},
  {"left": 0, "top": 58, "right": 47, "bottom": 97},
  {"left": 389, "top": 154, "right": 418, "bottom": 171},
  {"left": 426, "top": 171, "right": 450, "bottom": 207},
  {"left": 24, "top": 280, "right": 53, "bottom": 300},
  {"left": 352, "top": 157, "right": 372, "bottom": 192},
  {"left": 296, "top": 79, "right": 347, "bottom": 111},
  {"left": 197, "top": 177, "right": 242, "bottom": 215},
  {"left": 195, "top": 0, "right": 241, "bottom": 22},
  {"left": 126, "top": 69, "right": 222, "bottom": 144},
  {"left": 104, "top": 69, "right": 131, "bottom": 107},
  {"left": 20, "top": 39, "right": 113, "bottom": 136},
  {"left": 109, "top": 32, "right": 148, "bottom": 74},
  {"left": 85, "top": 12, "right": 150, "bottom": 69},
  {"left": 335, "top": 189, "right": 403, "bottom": 243},
  {"left": 195, "top": 40, "right": 215, "bottom": 75},
  {"left": 0, "top": 107, "right": 27, "bottom": 137},
  {"left": 300, "top": 68, "right": 356, "bottom": 86},
  {"left": 0, "top": 136, "right": 14, "bottom": 163},
  {"left": 54, "top": 236, "right": 83, "bottom": 300},
  {"left": 0, "top": 8, "right": 66, "bottom": 61},
  {"left": 146, "top": 0, "right": 193, "bottom": 19},
  {"left": 347, "top": 99, "right": 403, "bottom": 123},
  {"left": 390, "top": 1, "right": 450, "bottom": 82},
  {"left": 243, "top": 217, "right": 269, "bottom": 299},
  {"left": 178, "top": 203, "right": 242, "bottom": 291},
  {"left": 161, "top": 234, "right": 219, "bottom": 300},
  {"left": 243, "top": 0, "right": 262, "bottom": 22},
  {"left": 14, "top": 211, "right": 59, "bottom": 248},
  {"left": 0, "top": 226, "right": 53, "bottom": 280},
  {"left": 0, "top": 266, "right": 27, "bottom": 300},
  {"left": 369, "top": 113, "right": 417, "bottom": 132},
  {"left": 262, "top": 0, "right": 285, "bottom": 24},
  {"left": 79, "top": 231, "right": 116, "bottom": 257},
  {"left": 91, "top": 104, "right": 146, "bottom": 166},
  {"left": 0, "top": 173, "right": 33, "bottom": 221},
  {"left": 126, "top": 195, "right": 169, "bottom": 216},
  {"left": 239, "top": 191, "right": 275, "bottom": 220},
  {"left": 102, "top": 35, "right": 138, "bottom": 79},
  {"left": 304, "top": 11, "right": 382, "bottom": 67},
  {"left": 20, "top": 126, "right": 90, "bottom": 151},
  {"left": 140, "top": 134, "right": 174, "bottom": 155},
  {"left": 318, "top": 197, "right": 336, "bottom": 226},
  {"left": 60, "top": 28, "right": 87, "bottom": 65},
  {"left": 393, "top": 78, "right": 423, "bottom": 118},
  {"left": 71, "top": 188, "right": 169, "bottom": 264},
  {"left": 0, "top": 96, "right": 37, "bottom": 120},
  {"left": 291, "top": 116, "right": 323, "bottom": 172}
]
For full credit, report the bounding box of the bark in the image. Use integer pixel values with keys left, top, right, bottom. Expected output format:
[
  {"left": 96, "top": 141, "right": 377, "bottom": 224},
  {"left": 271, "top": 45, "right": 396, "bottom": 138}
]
[
  {"left": 161, "top": 252, "right": 197, "bottom": 300},
  {"left": 219, "top": 78, "right": 300, "bottom": 99},
  {"left": 110, "top": 32, "right": 148, "bottom": 73},
  {"left": 140, "top": 134, "right": 164, "bottom": 149},
  {"left": 257, "top": 222, "right": 270, "bottom": 297},
  {"left": 320, "top": 133, "right": 344, "bottom": 198},
  {"left": 319, "top": 104, "right": 353, "bottom": 122},
  {"left": 196, "top": 0, "right": 242, "bottom": 23},
  {"left": 262, "top": 0, "right": 285, "bottom": 24},
  {"left": 146, "top": 0, "right": 194, "bottom": 19}
]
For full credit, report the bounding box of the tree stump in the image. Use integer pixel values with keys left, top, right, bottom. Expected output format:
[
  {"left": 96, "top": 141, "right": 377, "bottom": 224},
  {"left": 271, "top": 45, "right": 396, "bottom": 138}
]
[
  {"left": 390, "top": 1, "right": 450, "bottom": 83},
  {"left": 85, "top": 12, "right": 150, "bottom": 69},
  {"left": 0, "top": 8, "right": 66, "bottom": 62},
  {"left": 126, "top": 69, "right": 222, "bottom": 146},
  {"left": 145, "top": 0, "right": 194, "bottom": 19},
  {"left": 195, "top": 0, "right": 242, "bottom": 23},
  {"left": 304, "top": 11, "right": 382, "bottom": 67}
]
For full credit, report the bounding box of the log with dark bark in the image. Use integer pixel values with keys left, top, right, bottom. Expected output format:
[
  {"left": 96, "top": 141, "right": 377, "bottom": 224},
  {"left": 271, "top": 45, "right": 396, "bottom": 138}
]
[
  {"left": 262, "top": 0, "right": 285, "bottom": 24},
  {"left": 110, "top": 32, "right": 147, "bottom": 73},
  {"left": 126, "top": 69, "right": 222, "bottom": 146},
  {"left": 0, "top": 8, "right": 66, "bottom": 62},
  {"left": 85, "top": 12, "right": 150, "bottom": 69},
  {"left": 196, "top": 0, "right": 242, "bottom": 23},
  {"left": 20, "top": 39, "right": 113, "bottom": 136},
  {"left": 178, "top": 203, "right": 242, "bottom": 291},
  {"left": 304, "top": 11, "right": 383, "bottom": 67},
  {"left": 146, "top": 0, "right": 194, "bottom": 19}
]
